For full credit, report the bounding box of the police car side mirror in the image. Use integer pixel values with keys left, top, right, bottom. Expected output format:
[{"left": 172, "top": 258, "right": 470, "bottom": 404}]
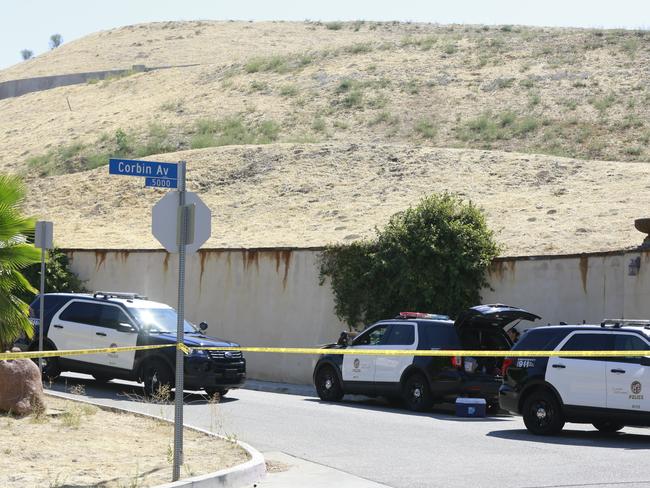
[
  {"left": 117, "top": 323, "right": 136, "bottom": 333},
  {"left": 199, "top": 322, "right": 208, "bottom": 331},
  {"left": 337, "top": 331, "right": 348, "bottom": 347}
]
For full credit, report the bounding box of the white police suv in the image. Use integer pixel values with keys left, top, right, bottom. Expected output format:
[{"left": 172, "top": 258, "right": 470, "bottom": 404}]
[
  {"left": 19, "top": 292, "right": 246, "bottom": 397},
  {"left": 313, "top": 304, "right": 540, "bottom": 412},
  {"left": 500, "top": 320, "right": 650, "bottom": 435}
]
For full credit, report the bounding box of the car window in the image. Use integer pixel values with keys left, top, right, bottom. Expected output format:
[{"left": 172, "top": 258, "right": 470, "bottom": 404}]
[
  {"left": 385, "top": 323, "right": 415, "bottom": 346},
  {"left": 561, "top": 333, "right": 613, "bottom": 361},
  {"left": 98, "top": 304, "right": 132, "bottom": 329},
  {"left": 353, "top": 324, "right": 390, "bottom": 346},
  {"left": 513, "top": 328, "right": 567, "bottom": 351},
  {"left": 612, "top": 334, "right": 650, "bottom": 363},
  {"left": 418, "top": 323, "right": 461, "bottom": 349},
  {"left": 59, "top": 301, "right": 101, "bottom": 326}
]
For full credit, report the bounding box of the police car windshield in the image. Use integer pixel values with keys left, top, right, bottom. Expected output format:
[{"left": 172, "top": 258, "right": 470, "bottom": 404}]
[{"left": 131, "top": 308, "right": 197, "bottom": 334}]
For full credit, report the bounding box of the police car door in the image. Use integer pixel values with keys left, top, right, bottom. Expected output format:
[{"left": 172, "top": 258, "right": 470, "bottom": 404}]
[
  {"left": 342, "top": 323, "right": 390, "bottom": 382},
  {"left": 547, "top": 332, "right": 610, "bottom": 408},
  {"left": 85, "top": 303, "right": 138, "bottom": 370},
  {"left": 50, "top": 300, "right": 95, "bottom": 353},
  {"left": 606, "top": 333, "right": 650, "bottom": 412},
  {"left": 374, "top": 322, "right": 417, "bottom": 383}
]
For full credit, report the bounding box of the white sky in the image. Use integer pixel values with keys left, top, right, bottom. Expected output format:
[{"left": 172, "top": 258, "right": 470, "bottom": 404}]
[{"left": 1, "top": 0, "right": 649, "bottom": 71}]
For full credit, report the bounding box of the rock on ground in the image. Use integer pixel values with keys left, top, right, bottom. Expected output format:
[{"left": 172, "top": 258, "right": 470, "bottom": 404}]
[{"left": 0, "top": 354, "right": 45, "bottom": 415}]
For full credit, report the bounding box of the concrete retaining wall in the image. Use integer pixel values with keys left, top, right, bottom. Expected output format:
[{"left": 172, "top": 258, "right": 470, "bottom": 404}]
[
  {"left": 0, "top": 64, "right": 198, "bottom": 99},
  {"left": 0, "top": 66, "right": 146, "bottom": 99},
  {"left": 65, "top": 247, "right": 650, "bottom": 385}
]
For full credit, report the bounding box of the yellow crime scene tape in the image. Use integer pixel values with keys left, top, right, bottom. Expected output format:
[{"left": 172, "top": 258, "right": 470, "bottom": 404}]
[
  {"left": 0, "top": 343, "right": 178, "bottom": 361},
  {"left": 188, "top": 346, "right": 650, "bottom": 358},
  {"left": 2, "top": 344, "right": 650, "bottom": 360}
]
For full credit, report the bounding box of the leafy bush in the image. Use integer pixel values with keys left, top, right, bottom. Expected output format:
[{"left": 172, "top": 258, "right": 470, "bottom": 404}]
[
  {"left": 319, "top": 193, "right": 500, "bottom": 329},
  {"left": 344, "top": 43, "right": 373, "bottom": 55},
  {"left": 457, "top": 111, "right": 541, "bottom": 142},
  {"left": 19, "top": 248, "right": 86, "bottom": 304},
  {"left": 190, "top": 116, "right": 280, "bottom": 148},
  {"left": 325, "top": 21, "right": 344, "bottom": 31},
  {"left": 414, "top": 119, "right": 437, "bottom": 139},
  {"left": 244, "top": 54, "right": 312, "bottom": 74}
]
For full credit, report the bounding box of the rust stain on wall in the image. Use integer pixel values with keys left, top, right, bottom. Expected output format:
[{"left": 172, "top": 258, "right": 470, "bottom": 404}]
[
  {"left": 579, "top": 255, "right": 589, "bottom": 293},
  {"left": 94, "top": 251, "right": 107, "bottom": 271},
  {"left": 198, "top": 249, "right": 210, "bottom": 284},
  {"left": 242, "top": 250, "right": 260, "bottom": 272},
  {"left": 118, "top": 251, "right": 130, "bottom": 263},
  {"left": 267, "top": 250, "right": 293, "bottom": 289},
  {"left": 488, "top": 259, "right": 516, "bottom": 281},
  {"left": 280, "top": 250, "right": 292, "bottom": 289},
  {"left": 162, "top": 253, "right": 170, "bottom": 273}
]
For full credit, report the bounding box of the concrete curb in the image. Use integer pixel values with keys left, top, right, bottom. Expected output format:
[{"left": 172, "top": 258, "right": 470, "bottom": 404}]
[{"left": 45, "top": 391, "right": 266, "bottom": 488}]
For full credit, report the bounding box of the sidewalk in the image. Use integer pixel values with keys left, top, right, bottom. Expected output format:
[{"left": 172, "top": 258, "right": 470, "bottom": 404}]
[{"left": 252, "top": 452, "right": 392, "bottom": 488}]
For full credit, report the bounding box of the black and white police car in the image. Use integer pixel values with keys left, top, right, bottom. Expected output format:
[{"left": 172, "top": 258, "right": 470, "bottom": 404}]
[
  {"left": 313, "top": 304, "right": 540, "bottom": 412},
  {"left": 500, "top": 320, "right": 650, "bottom": 435},
  {"left": 18, "top": 291, "right": 246, "bottom": 397}
]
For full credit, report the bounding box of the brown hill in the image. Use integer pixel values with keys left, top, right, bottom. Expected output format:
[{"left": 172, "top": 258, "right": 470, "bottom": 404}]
[
  {"left": 25, "top": 143, "right": 650, "bottom": 255},
  {"left": 2, "top": 21, "right": 649, "bottom": 254}
]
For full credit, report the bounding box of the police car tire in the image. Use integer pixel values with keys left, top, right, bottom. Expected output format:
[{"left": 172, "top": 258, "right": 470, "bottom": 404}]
[
  {"left": 402, "top": 373, "right": 433, "bottom": 412},
  {"left": 143, "top": 359, "right": 173, "bottom": 399},
  {"left": 522, "top": 390, "right": 565, "bottom": 435},
  {"left": 315, "top": 365, "right": 343, "bottom": 402},
  {"left": 205, "top": 388, "right": 228, "bottom": 398},
  {"left": 29, "top": 343, "right": 60, "bottom": 381},
  {"left": 592, "top": 421, "right": 624, "bottom": 433}
]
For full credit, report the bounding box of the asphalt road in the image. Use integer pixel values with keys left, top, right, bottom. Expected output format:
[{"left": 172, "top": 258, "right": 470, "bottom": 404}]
[{"left": 48, "top": 374, "right": 650, "bottom": 488}]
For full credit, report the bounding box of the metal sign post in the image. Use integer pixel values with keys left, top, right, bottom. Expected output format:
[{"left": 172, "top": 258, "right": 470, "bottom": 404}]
[
  {"left": 109, "top": 156, "right": 211, "bottom": 483},
  {"left": 34, "top": 221, "right": 53, "bottom": 376},
  {"left": 172, "top": 161, "right": 187, "bottom": 482}
]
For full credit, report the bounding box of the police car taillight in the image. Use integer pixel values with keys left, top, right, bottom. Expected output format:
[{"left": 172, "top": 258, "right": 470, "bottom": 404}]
[
  {"left": 451, "top": 356, "right": 463, "bottom": 369},
  {"left": 501, "top": 358, "right": 514, "bottom": 377}
]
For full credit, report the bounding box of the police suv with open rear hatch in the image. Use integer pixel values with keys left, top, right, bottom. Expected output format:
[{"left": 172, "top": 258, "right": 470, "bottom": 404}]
[
  {"left": 500, "top": 320, "right": 650, "bottom": 435},
  {"left": 17, "top": 292, "right": 246, "bottom": 397},
  {"left": 313, "top": 304, "right": 540, "bottom": 412}
]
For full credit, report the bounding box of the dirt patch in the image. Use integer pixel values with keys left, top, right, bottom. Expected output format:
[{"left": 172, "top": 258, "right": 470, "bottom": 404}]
[
  {"left": 265, "top": 460, "right": 291, "bottom": 473},
  {"left": 0, "top": 394, "right": 250, "bottom": 487}
]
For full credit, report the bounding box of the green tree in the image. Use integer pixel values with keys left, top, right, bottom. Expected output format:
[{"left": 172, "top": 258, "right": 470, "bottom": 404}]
[
  {"left": 0, "top": 176, "right": 40, "bottom": 351},
  {"left": 19, "top": 248, "right": 86, "bottom": 304},
  {"left": 20, "top": 49, "right": 33, "bottom": 61},
  {"left": 49, "top": 33, "right": 63, "bottom": 49},
  {"left": 320, "top": 193, "right": 500, "bottom": 329}
]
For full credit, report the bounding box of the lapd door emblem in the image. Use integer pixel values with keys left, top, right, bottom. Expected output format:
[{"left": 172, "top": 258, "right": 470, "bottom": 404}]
[
  {"left": 353, "top": 358, "right": 360, "bottom": 369},
  {"left": 631, "top": 381, "right": 642, "bottom": 395}
]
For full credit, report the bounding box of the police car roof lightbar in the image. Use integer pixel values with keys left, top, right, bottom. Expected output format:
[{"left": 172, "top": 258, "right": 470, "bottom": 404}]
[
  {"left": 398, "top": 312, "right": 450, "bottom": 320},
  {"left": 601, "top": 318, "right": 650, "bottom": 328},
  {"left": 93, "top": 291, "right": 148, "bottom": 300}
]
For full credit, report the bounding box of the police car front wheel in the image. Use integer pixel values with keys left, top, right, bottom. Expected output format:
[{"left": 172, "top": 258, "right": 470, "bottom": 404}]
[
  {"left": 143, "top": 359, "right": 173, "bottom": 399},
  {"left": 522, "top": 390, "right": 565, "bottom": 435},
  {"left": 315, "top": 365, "right": 343, "bottom": 402},
  {"left": 402, "top": 373, "right": 433, "bottom": 412}
]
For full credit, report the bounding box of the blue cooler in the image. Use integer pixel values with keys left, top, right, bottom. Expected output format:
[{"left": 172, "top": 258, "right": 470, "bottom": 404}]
[{"left": 455, "top": 398, "right": 486, "bottom": 417}]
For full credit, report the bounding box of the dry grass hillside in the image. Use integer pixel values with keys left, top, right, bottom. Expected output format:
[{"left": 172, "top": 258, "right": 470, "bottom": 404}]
[{"left": 1, "top": 20, "right": 649, "bottom": 255}]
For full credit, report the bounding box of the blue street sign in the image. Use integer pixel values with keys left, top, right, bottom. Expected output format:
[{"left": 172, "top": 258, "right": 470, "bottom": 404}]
[
  {"left": 145, "top": 177, "right": 178, "bottom": 189},
  {"left": 109, "top": 158, "right": 178, "bottom": 179}
]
